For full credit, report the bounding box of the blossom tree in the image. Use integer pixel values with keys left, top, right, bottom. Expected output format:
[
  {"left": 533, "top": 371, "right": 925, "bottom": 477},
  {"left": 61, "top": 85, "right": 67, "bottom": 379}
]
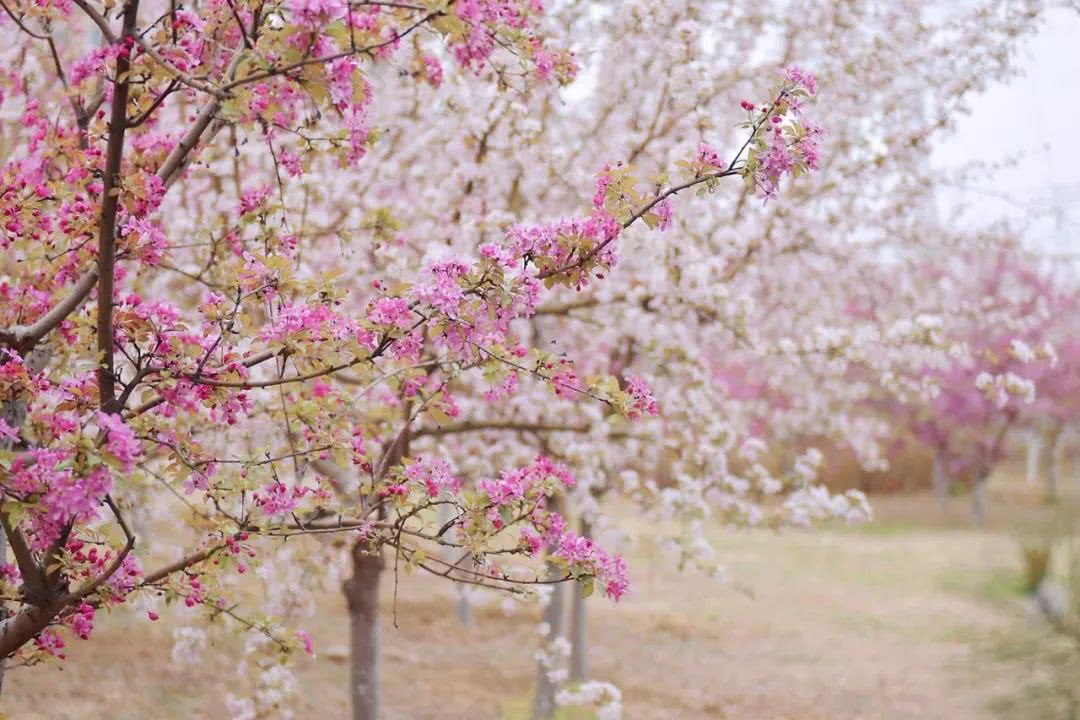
[
  {"left": 870, "top": 240, "right": 1064, "bottom": 524},
  {"left": 0, "top": 0, "right": 1059, "bottom": 717},
  {"left": 1020, "top": 335, "right": 1080, "bottom": 501},
  {"left": 0, "top": 0, "right": 838, "bottom": 716},
  {"left": 255, "top": 0, "right": 1050, "bottom": 716}
]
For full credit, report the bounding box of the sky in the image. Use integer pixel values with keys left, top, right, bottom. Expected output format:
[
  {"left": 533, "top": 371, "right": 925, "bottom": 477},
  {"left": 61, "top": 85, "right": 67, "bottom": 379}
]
[{"left": 934, "top": 6, "right": 1080, "bottom": 255}]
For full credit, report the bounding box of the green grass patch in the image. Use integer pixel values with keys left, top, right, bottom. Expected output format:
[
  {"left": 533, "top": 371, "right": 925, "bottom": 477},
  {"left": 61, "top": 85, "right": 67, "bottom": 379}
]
[{"left": 937, "top": 564, "right": 1026, "bottom": 606}]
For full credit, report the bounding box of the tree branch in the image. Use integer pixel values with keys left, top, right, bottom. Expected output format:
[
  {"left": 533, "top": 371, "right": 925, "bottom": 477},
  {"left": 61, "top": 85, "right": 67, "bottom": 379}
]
[
  {"left": 96, "top": 0, "right": 141, "bottom": 416},
  {"left": 0, "top": 267, "right": 100, "bottom": 354},
  {"left": 0, "top": 513, "right": 45, "bottom": 600},
  {"left": 413, "top": 420, "right": 591, "bottom": 438},
  {"left": 61, "top": 496, "right": 136, "bottom": 602}
]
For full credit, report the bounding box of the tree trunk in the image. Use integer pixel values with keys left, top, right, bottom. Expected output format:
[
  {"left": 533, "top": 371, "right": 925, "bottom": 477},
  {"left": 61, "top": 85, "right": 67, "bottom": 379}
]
[
  {"left": 0, "top": 411, "right": 11, "bottom": 695},
  {"left": 931, "top": 455, "right": 950, "bottom": 512},
  {"left": 1042, "top": 423, "right": 1064, "bottom": 503},
  {"left": 344, "top": 544, "right": 383, "bottom": 720},
  {"left": 454, "top": 579, "right": 473, "bottom": 626},
  {"left": 0, "top": 345, "right": 48, "bottom": 693},
  {"left": 1026, "top": 429, "right": 1042, "bottom": 486},
  {"left": 0, "top": 529, "right": 6, "bottom": 695},
  {"left": 438, "top": 504, "right": 472, "bottom": 625},
  {"left": 532, "top": 578, "right": 566, "bottom": 720},
  {"left": 972, "top": 474, "right": 988, "bottom": 527},
  {"left": 532, "top": 492, "right": 568, "bottom": 720},
  {"left": 568, "top": 518, "right": 590, "bottom": 685}
]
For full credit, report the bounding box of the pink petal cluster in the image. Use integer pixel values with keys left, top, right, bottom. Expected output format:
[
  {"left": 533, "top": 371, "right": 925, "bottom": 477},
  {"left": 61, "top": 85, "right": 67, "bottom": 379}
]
[
  {"left": 255, "top": 481, "right": 309, "bottom": 516},
  {"left": 624, "top": 376, "right": 660, "bottom": 419},
  {"left": 98, "top": 411, "right": 140, "bottom": 471},
  {"left": 403, "top": 457, "right": 461, "bottom": 497}
]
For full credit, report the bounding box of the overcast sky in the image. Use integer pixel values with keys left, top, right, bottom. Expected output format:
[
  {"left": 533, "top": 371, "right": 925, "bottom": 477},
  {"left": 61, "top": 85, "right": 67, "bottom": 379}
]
[{"left": 934, "top": 6, "right": 1080, "bottom": 255}]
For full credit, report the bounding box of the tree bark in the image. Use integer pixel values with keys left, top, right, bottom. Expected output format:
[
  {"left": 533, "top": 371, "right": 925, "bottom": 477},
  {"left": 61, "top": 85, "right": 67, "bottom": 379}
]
[
  {"left": 454, "top": 573, "right": 473, "bottom": 626},
  {"left": 532, "top": 578, "right": 565, "bottom": 720},
  {"left": 343, "top": 400, "right": 409, "bottom": 720},
  {"left": 95, "top": 0, "right": 140, "bottom": 416},
  {"left": 344, "top": 544, "right": 383, "bottom": 720},
  {"left": 437, "top": 503, "right": 472, "bottom": 625},
  {"left": 1041, "top": 422, "right": 1064, "bottom": 502},
  {"left": 931, "top": 455, "right": 950, "bottom": 513},
  {"left": 0, "top": 344, "right": 54, "bottom": 688},
  {"left": 533, "top": 492, "right": 569, "bottom": 720},
  {"left": 1026, "top": 428, "right": 1042, "bottom": 486},
  {"left": 568, "top": 517, "right": 590, "bottom": 685},
  {"left": 0, "top": 528, "right": 6, "bottom": 694},
  {"left": 972, "top": 473, "right": 989, "bottom": 527}
]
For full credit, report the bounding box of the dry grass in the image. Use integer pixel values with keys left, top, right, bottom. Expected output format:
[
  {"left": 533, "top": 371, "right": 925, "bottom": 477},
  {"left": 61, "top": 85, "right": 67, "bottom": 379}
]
[{"left": 3, "top": 468, "right": 1076, "bottom": 719}]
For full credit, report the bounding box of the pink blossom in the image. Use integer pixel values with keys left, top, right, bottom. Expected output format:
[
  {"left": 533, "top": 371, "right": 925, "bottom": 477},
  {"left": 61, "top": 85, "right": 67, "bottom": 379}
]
[
  {"left": 287, "top": 0, "right": 345, "bottom": 26},
  {"left": 653, "top": 198, "right": 675, "bottom": 232},
  {"left": 403, "top": 457, "right": 460, "bottom": 497},
  {"left": 781, "top": 65, "right": 817, "bottom": 95},
  {"left": 98, "top": 412, "right": 140, "bottom": 471},
  {"left": 696, "top": 143, "right": 724, "bottom": 170},
  {"left": 422, "top": 55, "right": 444, "bottom": 88},
  {"left": 69, "top": 603, "right": 95, "bottom": 640},
  {"left": 296, "top": 629, "right": 315, "bottom": 656},
  {"left": 255, "top": 481, "right": 308, "bottom": 516},
  {"left": 624, "top": 376, "right": 659, "bottom": 419},
  {"left": 367, "top": 297, "right": 413, "bottom": 329}
]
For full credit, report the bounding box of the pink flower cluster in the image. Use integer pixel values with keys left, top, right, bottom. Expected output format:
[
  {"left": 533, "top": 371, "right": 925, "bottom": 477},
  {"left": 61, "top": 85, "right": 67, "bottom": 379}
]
[
  {"left": 551, "top": 524, "right": 629, "bottom": 601},
  {"left": 653, "top": 198, "right": 675, "bottom": 232},
  {"left": 623, "top": 376, "right": 660, "bottom": 419},
  {"left": 483, "top": 371, "right": 520, "bottom": 402},
  {"left": 120, "top": 217, "right": 168, "bottom": 265},
  {"left": 366, "top": 297, "right": 414, "bottom": 330},
  {"left": 69, "top": 603, "right": 95, "bottom": 640},
  {"left": 696, "top": 143, "right": 725, "bottom": 171},
  {"left": 451, "top": 0, "right": 532, "bottom": 71},
  {"left": 421, "top": 55, "right": 444, "bottom": 88},
  {"left": 255, "top": 481, "right": 309, "bottom": 516},
  {"left": 781, "top": 65, "right": 818, "bottom": 96},
  {"left": 506, "top": 211, "right": 622, "bottom": 287},
  {"left": 747, "top": 66, "right": 825, "bottom": 200},
  {"left": 262, "top": 301, "right": 376, "bottom": 348},
  {"left": 63, "top": 539, "right": 143, "bottom": 601},
  {"left": 410, "top": 259, "right": 470, "bottom": 317},
  {"left": 480, "top": 455, "right": 575, "bottom": 520},
  {"left": 287, "top": 0, "right": 345, "bottom": 27},
  {"left": 8, "top": 450, "right": 111, "bottom": 549},
  {"left": 98, "top": 411, "right": 141, "bottom": 472},
  {"left": 403, "top": 457, "right": 461, "bottom": 497}
]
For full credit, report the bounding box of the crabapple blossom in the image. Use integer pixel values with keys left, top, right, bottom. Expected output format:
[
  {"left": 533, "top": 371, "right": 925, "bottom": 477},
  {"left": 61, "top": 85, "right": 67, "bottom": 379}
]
[{"left": 0, "top": 0, "right": 1061, "bottom": 717}]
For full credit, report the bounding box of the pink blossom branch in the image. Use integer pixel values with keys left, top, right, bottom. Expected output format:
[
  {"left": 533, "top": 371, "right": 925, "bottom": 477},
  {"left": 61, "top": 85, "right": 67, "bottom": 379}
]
[
  {"left": 535, "top": 167, "right": 741, "bottom": 281},
  {"left": 0, "top": 267, "right": 99, "bottom": 353},
  {"left": 62, "top": 496, "right": 136, "bottom": 602},
  {"left": 538, "top": 90, "right": 789, "bottom": 282},
  {"left": 0, "top": 513, "right": 46, "bottom": 599},
  {"left": 217, "top": 11, "right": 440, "bottom": 93}
]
